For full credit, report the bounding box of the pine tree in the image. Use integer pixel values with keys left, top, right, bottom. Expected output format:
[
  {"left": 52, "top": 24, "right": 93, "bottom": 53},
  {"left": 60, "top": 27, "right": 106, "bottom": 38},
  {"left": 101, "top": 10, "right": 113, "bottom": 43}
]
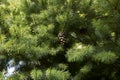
[{"left": 0, "top": 0, "right": 120, "bottom": 80}]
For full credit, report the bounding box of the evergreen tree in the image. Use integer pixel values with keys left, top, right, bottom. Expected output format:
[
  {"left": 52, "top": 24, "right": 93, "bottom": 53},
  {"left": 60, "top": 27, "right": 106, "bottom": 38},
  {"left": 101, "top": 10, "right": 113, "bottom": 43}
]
[{"left": 0, "top": 0, "right": 120, "bottom": 80}]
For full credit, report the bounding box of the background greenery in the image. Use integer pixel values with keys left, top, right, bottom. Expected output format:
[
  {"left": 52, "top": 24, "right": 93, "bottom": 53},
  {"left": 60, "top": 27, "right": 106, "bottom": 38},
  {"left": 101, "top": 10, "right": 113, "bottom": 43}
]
[{"left": 0, "top": 0, "right": 120, "bottom": 80}]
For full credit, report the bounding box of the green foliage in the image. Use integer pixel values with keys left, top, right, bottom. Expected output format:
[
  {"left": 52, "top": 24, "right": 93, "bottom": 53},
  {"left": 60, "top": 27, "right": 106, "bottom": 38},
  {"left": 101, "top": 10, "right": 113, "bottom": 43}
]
[
  {"left": 92, "top": 19, "right": 110, "bottom": 39},
  {"left": 66, "top": 43, "right": 95, "bottom": 62},
  {"left": 1, "top": 0, "right": 120, "bottom": 80},
  {"left": 31, "top": 69, "right": 43, "bottom": 80},
  {"left": 55, "top": 63, "right": 68, "bottom": 71},
  {"left": 8, "top": 73, "right": 28, "bottom": 80},
  {"left": 0, "top": 71, "right": 4, "bottom": 80},
  {"left": 80, "top": 64, "right": 92, "bottom": 74},
  {"left": 46, "top": 68, "right": 70, "bottom": 80},
  {"left": 93, "top": 51, "right": 118, "bottom": 64}
]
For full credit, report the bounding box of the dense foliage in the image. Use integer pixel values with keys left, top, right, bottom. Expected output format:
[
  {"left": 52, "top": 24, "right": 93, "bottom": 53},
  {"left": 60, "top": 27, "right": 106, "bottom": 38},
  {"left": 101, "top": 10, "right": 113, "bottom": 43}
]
[{"left": 0, "top": 0, "right": 120, "bottom": 80}]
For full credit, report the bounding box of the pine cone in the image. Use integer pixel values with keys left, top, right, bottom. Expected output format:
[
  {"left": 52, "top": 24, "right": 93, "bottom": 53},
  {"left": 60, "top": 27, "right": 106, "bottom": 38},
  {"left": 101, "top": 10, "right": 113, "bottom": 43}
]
[{"left": 58, "top": 32, "right": 66, "bottom": 45}]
